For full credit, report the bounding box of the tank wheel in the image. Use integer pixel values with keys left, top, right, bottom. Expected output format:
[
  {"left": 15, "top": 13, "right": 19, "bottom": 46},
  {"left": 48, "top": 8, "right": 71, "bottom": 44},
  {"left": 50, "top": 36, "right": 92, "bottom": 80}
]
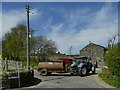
[
  {"left": 40, "top": 69, "right": 48, "bottom": 76},
  {"left": 79, "top": 66, "right": 88, "bottom": 76}
]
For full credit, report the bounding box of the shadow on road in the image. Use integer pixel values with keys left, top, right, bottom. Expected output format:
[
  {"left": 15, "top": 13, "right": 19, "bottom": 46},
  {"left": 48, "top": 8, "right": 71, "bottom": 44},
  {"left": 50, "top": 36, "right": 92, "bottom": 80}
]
[
  {"left": 31, "top": 77, "right": 42, "bottom": 86},
  {"left": 50, "top": 73, "right": 71, "bottom": 76},
  {"left": 41, "top": 73, "right": 98, "bottom": 83},
  {"left": 48, "top": 72, "right": 98, "bottom": 77},
  {"left": 20, "top": 77, "right": 42, "bottom": 87},
  {"left": 7, "top": 77, "right": 42, "bottom": 90},
  {"left": 83, "top": 73, "right": 98, "bottom": 77},
  {"left": 41, "top": 73, "right": 71, "bottom": 82},
  {"left": 42, "top": 77, "right": 64, "bottom": 82}
]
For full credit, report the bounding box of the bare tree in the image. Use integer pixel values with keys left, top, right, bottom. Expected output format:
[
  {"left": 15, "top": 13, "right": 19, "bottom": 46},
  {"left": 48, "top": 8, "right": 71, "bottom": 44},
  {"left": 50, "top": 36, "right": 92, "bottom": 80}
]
[
  {"left": 32, "top": 36, "right": 57, "bottom": 60},
  {"left": 107, "top": 31, "right": 118, "bottom": 47},
  {"left": 69, "top": 46, "right": 73, "bottom": 56}
]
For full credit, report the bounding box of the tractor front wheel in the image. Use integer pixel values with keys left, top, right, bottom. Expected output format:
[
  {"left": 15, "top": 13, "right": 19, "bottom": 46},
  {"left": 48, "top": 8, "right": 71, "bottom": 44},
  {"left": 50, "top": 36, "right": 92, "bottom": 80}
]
[{"left": 79, "top": 66, "right": 88, "bottom": 76}]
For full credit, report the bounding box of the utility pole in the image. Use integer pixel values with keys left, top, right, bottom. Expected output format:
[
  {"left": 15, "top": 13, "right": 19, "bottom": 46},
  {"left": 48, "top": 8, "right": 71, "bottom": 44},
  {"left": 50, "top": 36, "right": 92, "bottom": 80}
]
[
  {"left": 26, "top": 5, "right": 30, "bottom": 71},
  {"left": 69, "top": 46, "right": 73, "bottom": 57}
]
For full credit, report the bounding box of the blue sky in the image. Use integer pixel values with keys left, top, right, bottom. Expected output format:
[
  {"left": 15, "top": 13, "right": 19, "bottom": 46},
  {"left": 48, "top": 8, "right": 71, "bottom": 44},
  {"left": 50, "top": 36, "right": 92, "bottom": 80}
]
[{"left": 1, "top": 2, "right": 118, "bottom": 54}]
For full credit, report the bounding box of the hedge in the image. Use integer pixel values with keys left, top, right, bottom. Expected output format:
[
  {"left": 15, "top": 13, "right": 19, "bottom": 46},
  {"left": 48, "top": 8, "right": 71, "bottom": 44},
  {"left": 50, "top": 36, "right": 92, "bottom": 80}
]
[{"left": 105, "top": 43, "right": 120, "bottom": 76}]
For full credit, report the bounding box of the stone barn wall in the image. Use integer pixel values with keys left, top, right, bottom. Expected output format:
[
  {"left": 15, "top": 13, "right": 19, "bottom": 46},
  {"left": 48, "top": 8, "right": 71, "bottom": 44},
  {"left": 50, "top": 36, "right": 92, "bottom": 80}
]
[{"left": 80, "top": 43, "right": 106, "bottom": 68}]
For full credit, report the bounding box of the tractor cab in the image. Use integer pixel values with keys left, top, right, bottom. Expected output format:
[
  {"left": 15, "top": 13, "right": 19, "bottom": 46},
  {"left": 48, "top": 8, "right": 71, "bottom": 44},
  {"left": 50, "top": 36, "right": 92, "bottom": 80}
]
[{"left": 74, "top": 56, "right": 90, "bottom": 64}]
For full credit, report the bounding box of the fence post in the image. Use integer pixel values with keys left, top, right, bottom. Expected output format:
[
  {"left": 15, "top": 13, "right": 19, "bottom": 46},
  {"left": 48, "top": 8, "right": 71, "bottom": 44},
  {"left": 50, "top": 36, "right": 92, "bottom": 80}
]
[
  {"left": 16, "top": 61, "right": 20, "bottom": 87},
  {"left": 5, "top": 58, "right": 8, "bottom": 71}
]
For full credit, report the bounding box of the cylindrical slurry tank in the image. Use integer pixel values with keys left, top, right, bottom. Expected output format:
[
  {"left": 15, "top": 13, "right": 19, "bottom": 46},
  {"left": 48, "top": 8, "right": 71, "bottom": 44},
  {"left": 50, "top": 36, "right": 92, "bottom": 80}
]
[{"left": 38, "top": 61, "right": 64, "bottom": 71}]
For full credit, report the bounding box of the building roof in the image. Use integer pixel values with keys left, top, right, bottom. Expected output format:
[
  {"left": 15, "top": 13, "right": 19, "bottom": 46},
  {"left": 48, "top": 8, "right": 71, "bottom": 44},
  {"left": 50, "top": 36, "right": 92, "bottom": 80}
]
[
  {"left": 80, "top": 42, "right": 106, "bottom": 52},
  {"left": 56, "top": 58, "right": 73, "bottom": 63}
]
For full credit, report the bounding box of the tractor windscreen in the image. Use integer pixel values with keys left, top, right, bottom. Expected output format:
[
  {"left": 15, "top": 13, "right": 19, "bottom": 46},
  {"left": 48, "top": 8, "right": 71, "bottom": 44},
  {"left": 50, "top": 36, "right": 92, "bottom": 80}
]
[{"left": 74, "top": 57, "right": 89, "bottom": 64}]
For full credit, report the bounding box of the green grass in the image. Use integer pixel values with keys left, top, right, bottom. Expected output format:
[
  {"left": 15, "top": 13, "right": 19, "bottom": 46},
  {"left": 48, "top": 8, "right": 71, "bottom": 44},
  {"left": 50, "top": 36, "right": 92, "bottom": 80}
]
[
  {"left": 99, "top": 69, "right": 120, "bottom": 88},
  {"left": 21, "top": 60, "right": 38, "bottom": 67}
]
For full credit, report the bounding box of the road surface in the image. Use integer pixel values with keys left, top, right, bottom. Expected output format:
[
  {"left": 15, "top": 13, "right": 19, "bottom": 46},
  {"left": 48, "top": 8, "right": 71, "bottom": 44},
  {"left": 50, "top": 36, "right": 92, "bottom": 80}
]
[{"left": 24, "top": 68, "right": 114, "bottom": 88}]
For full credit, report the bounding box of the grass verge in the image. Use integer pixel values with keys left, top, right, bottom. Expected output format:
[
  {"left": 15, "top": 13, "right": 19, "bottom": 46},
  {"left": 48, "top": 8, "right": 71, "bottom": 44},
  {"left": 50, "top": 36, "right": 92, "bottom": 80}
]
[
  {"left": 99, "top": 69, "right": 120, "bottom": 88},
  {"left": 21, "top": 60, "right": 38, "bottom": 67}
]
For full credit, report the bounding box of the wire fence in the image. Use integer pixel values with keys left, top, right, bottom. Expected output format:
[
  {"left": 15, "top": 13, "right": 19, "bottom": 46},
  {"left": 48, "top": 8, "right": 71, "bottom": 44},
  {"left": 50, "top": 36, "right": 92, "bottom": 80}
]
[{"left": 2, "top": 59, "right": 27, "bottom": 73}]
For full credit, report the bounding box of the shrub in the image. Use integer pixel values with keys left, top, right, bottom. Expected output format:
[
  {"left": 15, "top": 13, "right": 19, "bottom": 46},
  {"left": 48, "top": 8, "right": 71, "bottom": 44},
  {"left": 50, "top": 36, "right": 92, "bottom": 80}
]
[{"left": 105, "top": 43, "right": 120, "bottom": 76}]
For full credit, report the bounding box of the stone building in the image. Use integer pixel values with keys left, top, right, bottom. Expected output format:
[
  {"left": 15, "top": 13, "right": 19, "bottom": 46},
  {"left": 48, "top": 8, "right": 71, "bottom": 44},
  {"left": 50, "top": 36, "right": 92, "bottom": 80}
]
[{"left": 80, "top": 42, "right": 106, "bottom": 67}]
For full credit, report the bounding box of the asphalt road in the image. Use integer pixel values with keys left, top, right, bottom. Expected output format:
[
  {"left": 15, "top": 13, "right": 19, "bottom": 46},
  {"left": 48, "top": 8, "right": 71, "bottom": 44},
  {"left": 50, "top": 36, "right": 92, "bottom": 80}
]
[{"left": 24, "top": 68, "right": 114, "bottom": 88}]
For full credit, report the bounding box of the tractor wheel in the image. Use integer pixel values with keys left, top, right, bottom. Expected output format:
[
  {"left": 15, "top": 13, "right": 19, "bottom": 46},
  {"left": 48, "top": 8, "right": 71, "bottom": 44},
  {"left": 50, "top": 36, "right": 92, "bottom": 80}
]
[
  {"left": 40, "top": 69, "right": 48, "bottom": 76},
  {"left": 79, "top": 66, "right": 88, "bottom": 76},
  {"left": 92, "top": 66, "right": 96, "bottom": 74}
]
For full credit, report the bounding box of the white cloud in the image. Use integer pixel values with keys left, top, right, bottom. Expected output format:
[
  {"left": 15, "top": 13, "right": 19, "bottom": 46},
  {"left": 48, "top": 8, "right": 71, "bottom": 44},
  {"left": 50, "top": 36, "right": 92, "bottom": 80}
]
[
  {"left": 2, "top": 10, "right": 26, "bottom": 37},
  {"left": 1, "top": 8, "right": 40, "bottom": 40},
  {"left": 46, "top": 4, "right": 118, "bottom": 54},
  {"left": 43, "top": 17, "right": 53, "bottom": 30}
]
